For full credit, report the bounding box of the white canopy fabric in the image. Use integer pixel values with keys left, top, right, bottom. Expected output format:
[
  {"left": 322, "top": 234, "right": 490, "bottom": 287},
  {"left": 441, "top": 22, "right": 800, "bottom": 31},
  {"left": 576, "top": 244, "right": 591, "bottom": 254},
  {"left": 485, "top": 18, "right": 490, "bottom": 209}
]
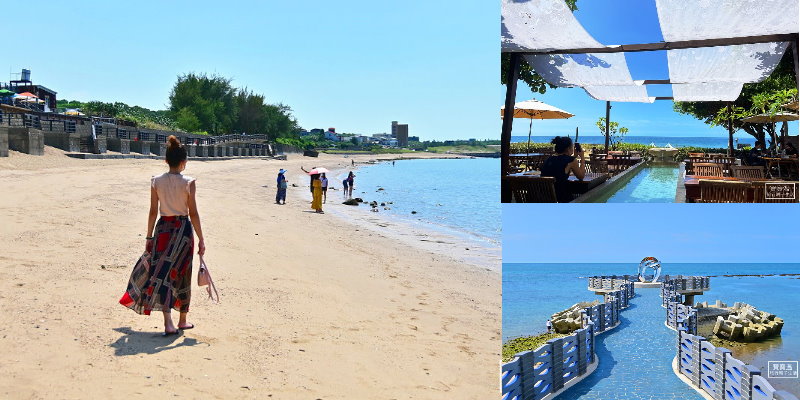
[
  {"left": 655, "top": 0, "right": 800, "bottom": 42},
  {"left": 671, "top": 82, "right": 744, "bottom": 102},
  {"left": 525, "top": 53, "right": 636, "bottom": 87},
  {"left": 667, "top": 42, "right": 789, "bottom": 84},
  {"left": 501, "top": 0, "right": 607, "bottom": 52},
  {"left": 583, "top": 85, "right": 655, "bottom": 103}
]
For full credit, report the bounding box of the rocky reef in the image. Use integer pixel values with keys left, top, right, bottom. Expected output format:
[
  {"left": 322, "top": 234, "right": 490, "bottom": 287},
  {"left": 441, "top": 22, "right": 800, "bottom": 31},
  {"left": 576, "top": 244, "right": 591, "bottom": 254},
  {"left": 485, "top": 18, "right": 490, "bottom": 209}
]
[{"left": 551, "top": 301, "right": 598, "bottom": 334}]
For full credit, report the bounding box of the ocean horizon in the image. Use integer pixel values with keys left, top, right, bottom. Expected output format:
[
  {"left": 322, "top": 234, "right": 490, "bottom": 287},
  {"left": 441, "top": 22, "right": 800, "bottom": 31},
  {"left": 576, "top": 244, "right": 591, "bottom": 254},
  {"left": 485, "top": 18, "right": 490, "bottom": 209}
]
[{"left": 513, "top": 135, "right": 757, "bottom": 148}]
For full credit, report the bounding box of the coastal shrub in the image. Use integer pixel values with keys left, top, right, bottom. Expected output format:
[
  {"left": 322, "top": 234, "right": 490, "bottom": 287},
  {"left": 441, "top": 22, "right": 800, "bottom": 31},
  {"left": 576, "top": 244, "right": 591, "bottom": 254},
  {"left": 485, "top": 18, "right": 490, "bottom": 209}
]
[{"left": 502, "top": 333, "right": 568, "bottom": 362}]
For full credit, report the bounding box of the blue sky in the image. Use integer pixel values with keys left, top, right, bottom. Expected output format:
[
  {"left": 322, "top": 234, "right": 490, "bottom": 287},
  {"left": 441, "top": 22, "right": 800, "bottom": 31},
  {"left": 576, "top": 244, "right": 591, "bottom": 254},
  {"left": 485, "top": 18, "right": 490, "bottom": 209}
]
[
  {"left": 1, "top": 0, "right": 496, "bottom": 140},
  {"left": 503, "top": 204, "right": 800, "bottom": 263},
  {"left": 507, "top": 0, "right": 799, "bottom": 139}
]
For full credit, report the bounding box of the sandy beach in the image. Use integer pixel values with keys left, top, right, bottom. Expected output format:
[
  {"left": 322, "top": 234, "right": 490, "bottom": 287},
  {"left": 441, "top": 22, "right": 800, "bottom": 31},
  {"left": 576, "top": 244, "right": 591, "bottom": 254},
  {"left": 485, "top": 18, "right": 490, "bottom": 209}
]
[{"left": 0, "top": 149, "right": 500, "bottom": 399}]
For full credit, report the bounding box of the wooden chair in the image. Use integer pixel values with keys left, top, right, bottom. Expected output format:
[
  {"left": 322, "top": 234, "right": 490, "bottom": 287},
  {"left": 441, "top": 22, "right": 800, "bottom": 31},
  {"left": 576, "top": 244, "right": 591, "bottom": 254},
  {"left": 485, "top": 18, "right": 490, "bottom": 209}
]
[
  {"left": 751, "top": 181, "right": 799, "bottom": 203},
  {"left": 715, "top": 157, "right": 737, "bottom": 175},
  {"left": 610, "top": 154, "right": 632, "bottom": 174},
  {"left": 589, "top": 153, "right": 608, "bottom": 174},
  {"left": 698, "top": 180, "right": 750, "bottom": 203},
  {"left": 502, "top": 176, "right": 558, "bottom": 203},
  {"left": 692, "top": 163, "right": 724, "bottom": 177},
  {"left": 507, "top": 157, "right": 525, "bottom": 174},
  {"left": 526, "top": 154, "right": 549, "bottom": 172},
  {"left": 730, "top": 165, "right": 765, "bottom": 179},
  {"left": 688, "top": 152, "right": 705, "bottom": 158}
]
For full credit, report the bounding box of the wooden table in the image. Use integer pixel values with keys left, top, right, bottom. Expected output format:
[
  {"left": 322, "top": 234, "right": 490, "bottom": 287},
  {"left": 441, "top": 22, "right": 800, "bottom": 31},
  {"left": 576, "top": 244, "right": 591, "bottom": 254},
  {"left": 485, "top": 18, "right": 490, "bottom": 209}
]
[
  {"left": 509, "top": 172, "right": 609, "bottom": 194},
  {"left": 683, "top": 176, "right": 779, "bottom": 202},
  {"left": 763, "top": 157, "right": 798, "bottom": 179}
]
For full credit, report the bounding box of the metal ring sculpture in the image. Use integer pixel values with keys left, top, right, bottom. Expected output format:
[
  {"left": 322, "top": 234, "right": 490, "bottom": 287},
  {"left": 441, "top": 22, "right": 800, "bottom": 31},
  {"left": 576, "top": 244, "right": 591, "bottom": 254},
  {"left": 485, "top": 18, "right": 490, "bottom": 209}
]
[{"left": 638, "top": 257, "right": 661, "bottom": 283}]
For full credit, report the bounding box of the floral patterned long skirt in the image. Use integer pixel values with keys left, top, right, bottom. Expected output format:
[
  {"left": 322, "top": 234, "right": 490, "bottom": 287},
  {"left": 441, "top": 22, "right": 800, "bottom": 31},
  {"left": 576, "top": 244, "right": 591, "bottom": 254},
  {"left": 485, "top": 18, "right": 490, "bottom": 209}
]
[{"left": 119, "top": 216, "right": 194, "bottom": 315}]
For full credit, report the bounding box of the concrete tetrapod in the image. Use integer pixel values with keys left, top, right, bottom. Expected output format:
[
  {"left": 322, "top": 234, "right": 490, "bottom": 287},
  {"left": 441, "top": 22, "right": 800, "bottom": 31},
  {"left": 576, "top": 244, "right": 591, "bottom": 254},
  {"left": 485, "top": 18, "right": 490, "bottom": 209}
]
[{"left": 713, "top": 302, "right": 783, "bottom": 342}]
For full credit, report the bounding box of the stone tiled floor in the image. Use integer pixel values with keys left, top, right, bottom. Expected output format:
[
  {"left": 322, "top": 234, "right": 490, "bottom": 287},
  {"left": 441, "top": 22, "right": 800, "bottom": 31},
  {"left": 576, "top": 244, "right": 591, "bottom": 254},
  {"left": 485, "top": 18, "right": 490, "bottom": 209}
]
[{"left": 556, "top": 289, "right": 701, "bottom": 400}]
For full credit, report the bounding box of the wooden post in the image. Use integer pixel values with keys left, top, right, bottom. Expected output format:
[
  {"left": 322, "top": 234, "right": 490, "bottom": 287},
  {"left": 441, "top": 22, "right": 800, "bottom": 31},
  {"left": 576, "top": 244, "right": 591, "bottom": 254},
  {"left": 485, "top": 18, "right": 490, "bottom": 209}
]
[
  {"left": 793, "top": 41, "right": 799, "bottom": 84},
  {"left": 604, "top": 101, "right": 611, "bottom": 153},
  {"left": 728, "top": 103, "right": 734, "bottom": 157},
  {"left": 501, "top": 53, "right": 521, "bottom": 202}
]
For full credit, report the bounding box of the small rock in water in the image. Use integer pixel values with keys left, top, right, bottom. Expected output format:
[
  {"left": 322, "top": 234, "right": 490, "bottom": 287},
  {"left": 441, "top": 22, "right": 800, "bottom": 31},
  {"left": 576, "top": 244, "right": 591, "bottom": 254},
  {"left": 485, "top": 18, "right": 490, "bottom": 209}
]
[
  {"left": 377, "top": 188, "right": 385, "bottom": 191},
  {"left": 411, "top": 211, "right": 417, "bottom": 214},
  {"left": 380, "top": 203, "right": 386, "bottom": 206}
]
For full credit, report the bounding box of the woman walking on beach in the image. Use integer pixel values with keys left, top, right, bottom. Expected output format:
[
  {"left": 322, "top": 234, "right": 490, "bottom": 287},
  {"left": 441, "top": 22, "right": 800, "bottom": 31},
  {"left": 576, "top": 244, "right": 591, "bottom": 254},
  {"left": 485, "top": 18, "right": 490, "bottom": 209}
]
[
  {"left": 119, "top": 135, "right": 205, "bottom": 335},
  {"left": 311, "top": 173, "right": 324, "bottom": 213},
  {"left": 541, "top": 136, "right": 585, "bottom": 203}
]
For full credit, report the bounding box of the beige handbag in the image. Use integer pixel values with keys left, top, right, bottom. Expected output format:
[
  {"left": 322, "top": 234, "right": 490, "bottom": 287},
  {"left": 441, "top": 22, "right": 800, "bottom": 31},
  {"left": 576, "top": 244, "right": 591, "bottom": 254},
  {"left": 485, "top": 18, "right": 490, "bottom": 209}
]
[{"left": 197, "top": 256, "right": 220, "bottom": 303}]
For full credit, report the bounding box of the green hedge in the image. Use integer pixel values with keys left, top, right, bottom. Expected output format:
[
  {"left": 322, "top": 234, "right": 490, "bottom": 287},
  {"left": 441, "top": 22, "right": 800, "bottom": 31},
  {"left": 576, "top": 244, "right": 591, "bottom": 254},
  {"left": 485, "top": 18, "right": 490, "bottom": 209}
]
[{"left": 510, "top": 141, "right": 751, "bottom": 161}]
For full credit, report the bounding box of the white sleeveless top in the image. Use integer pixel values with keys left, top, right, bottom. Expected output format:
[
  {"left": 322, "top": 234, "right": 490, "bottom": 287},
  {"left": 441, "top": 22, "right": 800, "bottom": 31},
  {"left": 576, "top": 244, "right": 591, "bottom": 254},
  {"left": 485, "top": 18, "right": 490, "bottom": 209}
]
[{"left": 151, "top": 172, "right": 195, "bottom": 216}]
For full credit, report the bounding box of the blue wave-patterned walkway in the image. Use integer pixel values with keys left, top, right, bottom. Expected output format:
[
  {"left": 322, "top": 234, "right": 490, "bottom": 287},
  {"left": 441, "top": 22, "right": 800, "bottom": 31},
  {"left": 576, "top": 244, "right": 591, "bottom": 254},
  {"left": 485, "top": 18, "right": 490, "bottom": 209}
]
[{"left": 556, "top": 288, "right": 702, "bottom": 400}]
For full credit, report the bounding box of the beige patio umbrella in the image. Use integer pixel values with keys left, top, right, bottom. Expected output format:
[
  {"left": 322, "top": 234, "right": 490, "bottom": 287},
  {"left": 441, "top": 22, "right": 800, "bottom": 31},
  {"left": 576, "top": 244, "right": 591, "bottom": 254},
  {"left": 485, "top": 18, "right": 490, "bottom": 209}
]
[
  {"left": 742, "top": 112, "right": 799, "bottom": 152},
  {"left": 500, "top": 99, "right": 574, "bottom": 155},
  {"left": 741, "top": 112, "right": 798, "bottom": 124}
]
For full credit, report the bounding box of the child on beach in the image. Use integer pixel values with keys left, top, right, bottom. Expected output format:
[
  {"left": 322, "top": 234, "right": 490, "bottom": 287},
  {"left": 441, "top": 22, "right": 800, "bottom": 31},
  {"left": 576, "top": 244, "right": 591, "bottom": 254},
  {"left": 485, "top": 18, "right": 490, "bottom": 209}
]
[
  {"left": 119, "top": 135, "right": 205, "bottom": 336},
  {"left": 342, "top": 178, "right": 349, "bottom": 198},
  {"left": 276, "top": 169, "right": 288, "bottom": 205},
  {"left": 320, "top": 173, "right": 329, "bottom": 203}
]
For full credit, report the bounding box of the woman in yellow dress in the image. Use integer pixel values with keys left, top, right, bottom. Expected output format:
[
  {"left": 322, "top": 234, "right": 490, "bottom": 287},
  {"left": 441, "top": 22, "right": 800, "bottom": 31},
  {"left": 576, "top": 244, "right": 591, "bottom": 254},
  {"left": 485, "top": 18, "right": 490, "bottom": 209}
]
[{"left": 310, "top": 173, "right": 324, "bottom": 213}]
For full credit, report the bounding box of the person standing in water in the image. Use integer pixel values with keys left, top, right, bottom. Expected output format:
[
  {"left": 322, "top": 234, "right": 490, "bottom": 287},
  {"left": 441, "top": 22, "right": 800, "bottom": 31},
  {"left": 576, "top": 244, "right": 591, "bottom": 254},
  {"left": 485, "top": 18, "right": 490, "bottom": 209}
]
[
  {"left": 276, "top": 169, "right": 288, "bottom": 205},
  {"left": 310, "top": 173, "right": 324, "bottom": 213},
  {"left": 346, "top": 171, "right": 355, "bottom": 198},
  {"left": 320, "top": 173, "right": 329, "bottom": 203},
  {"left": 342, "top": 177, "right": 349, "bottom": 199},
  {"left": 119, "top": 135, "right": 205, "bottom": 335}
]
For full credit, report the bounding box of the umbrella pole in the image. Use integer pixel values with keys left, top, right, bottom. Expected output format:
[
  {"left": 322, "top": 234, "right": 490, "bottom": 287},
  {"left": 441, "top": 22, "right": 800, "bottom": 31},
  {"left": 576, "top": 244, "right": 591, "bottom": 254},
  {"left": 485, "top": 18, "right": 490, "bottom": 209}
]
[
  {"left": 527, "top": 118, "right": 533, "bottom": 157},
  {"left": 604, "top": 101, "right": 611, "bottom": 153},
  {"left": 501, "top": 53, "right": 521, "bottom": 202},
  {"left": 727, "top": 103, "right": 734, "bottom": 157}
]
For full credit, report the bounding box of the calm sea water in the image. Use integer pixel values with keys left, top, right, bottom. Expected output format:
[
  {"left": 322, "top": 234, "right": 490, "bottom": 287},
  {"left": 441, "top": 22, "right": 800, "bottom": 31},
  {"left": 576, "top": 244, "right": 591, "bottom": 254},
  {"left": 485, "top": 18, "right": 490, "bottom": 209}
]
[
  {"left": 513, "top": 135, "right": 756, "bottom": 148},
  {"left": 504, "top": 263, "right": 800, "bottom": 394},
  {"left": 344, "top": 157, "right": 500, "bottom": 243}
]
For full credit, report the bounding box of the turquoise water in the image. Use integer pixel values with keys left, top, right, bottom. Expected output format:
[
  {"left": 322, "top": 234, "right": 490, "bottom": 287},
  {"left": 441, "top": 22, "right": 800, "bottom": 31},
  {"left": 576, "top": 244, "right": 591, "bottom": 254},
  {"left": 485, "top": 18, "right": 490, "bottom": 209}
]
[
  {"left": 503, "top": 263, "right": 800, "bottom": 395},
  {"left": 596, "top": 165, "right": 680, "bottom": 203},
  {"left": 346, "top": 157, "right": 500, "bottom": 243}
]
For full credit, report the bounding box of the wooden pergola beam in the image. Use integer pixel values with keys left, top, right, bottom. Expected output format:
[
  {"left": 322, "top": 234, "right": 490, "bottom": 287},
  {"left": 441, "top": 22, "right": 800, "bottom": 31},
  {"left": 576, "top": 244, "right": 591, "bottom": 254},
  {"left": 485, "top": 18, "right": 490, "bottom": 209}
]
[{"left": 505, "top": 33, "right": 799, "bottom": 55}]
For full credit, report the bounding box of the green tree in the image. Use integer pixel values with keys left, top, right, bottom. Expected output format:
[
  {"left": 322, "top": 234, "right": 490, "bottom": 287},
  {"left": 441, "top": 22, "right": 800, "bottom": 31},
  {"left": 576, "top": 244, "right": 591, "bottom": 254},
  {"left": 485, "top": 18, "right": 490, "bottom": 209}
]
[
  {"left": 501, "top": 0, "right": 578, "bottom": 92},
  {"left": 596, "top": 117, "right": 629, "bottom": 150},
  {"left": 673, "top": 54, "right": 797, "bottom": 146},
  {"left": 168, "top": 73, "right": 237, "bottom": 134}
]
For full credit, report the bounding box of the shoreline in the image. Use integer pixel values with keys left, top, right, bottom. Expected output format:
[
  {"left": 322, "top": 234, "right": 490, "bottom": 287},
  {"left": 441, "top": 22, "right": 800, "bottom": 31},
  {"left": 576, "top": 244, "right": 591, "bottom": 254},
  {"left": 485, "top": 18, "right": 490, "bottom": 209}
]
[{"left": 288, "top": 154, "right": 500, "bottom": 271}]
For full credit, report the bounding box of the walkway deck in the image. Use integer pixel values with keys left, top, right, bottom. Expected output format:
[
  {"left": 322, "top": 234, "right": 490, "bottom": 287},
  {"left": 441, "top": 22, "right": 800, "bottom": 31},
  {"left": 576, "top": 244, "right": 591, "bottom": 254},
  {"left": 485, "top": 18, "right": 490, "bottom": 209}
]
[{"left": 556, "top": 289, "right": 701, "bottom": 400}]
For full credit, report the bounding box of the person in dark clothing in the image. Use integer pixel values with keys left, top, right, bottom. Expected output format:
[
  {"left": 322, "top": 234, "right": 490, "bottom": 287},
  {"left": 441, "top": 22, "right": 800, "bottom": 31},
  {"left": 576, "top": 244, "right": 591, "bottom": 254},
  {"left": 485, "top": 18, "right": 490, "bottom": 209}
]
[
  {"left": 540, "top": 136, "right": 585, "bottom": 203},
  {"left": 276, "top": 169, "right": 288, "bottom": 204},
  {"left": 784, "top": 141, "right": 798, "bottom": 157},
  {"left": 747, "top": 141, "right": 766, "bottom": 166}
]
